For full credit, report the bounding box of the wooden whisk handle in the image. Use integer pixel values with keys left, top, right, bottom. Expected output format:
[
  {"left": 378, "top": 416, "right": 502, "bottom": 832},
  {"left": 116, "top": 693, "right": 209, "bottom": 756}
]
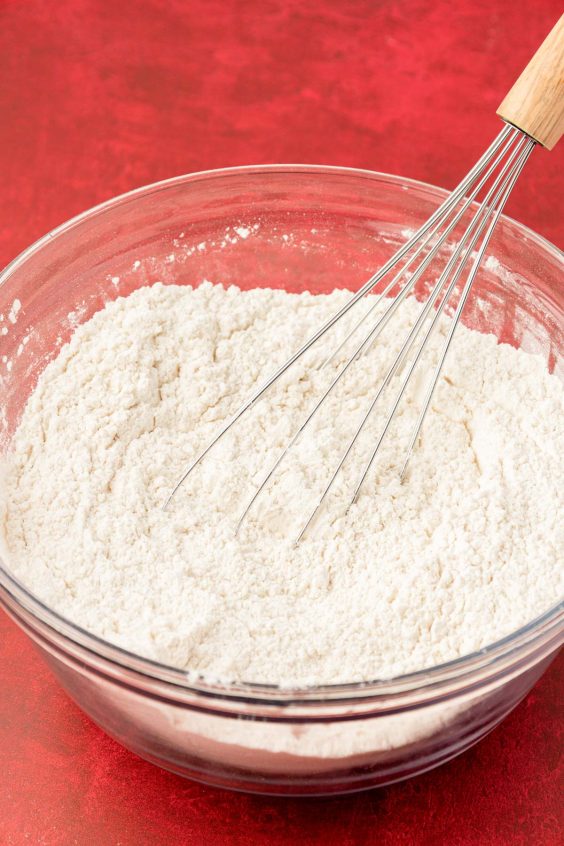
[{"left": 497, "top": 14, "right": 564, "bottom": 150}]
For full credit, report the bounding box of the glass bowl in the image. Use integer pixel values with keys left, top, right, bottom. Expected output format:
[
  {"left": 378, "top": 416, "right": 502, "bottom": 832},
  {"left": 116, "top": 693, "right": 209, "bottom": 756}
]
[{"left": 0, "top": 166, "right": 562, "bottom": 796}]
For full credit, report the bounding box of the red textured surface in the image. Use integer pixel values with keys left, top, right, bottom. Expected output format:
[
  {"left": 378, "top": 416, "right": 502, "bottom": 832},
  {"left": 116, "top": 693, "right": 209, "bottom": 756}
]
[{"left": 0, "top": 1, "right": 562, "bottom": 843}]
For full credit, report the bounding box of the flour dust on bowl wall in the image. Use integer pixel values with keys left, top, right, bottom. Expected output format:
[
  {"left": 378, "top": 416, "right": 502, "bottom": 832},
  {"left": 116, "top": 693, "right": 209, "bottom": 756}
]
[{"left": 0, "top": 169, "right": 562, "bottom": 795}]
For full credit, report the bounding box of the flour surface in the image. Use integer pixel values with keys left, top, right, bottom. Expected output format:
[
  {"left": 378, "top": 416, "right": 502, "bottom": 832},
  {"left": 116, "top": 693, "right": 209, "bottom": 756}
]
[{"left": 3, "top": 282, "right": 563, "bottom": 685}]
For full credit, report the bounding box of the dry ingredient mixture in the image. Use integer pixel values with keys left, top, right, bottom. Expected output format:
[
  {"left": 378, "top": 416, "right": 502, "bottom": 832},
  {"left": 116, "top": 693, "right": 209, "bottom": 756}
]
[{"left": 2, "top": 281, "right": 562, "bottom": 686}]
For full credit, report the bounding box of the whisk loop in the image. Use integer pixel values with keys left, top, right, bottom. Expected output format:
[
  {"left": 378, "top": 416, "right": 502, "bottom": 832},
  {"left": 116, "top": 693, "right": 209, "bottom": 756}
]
[{"left": 164, "top": 126, "right": 535, "bottom": 540}]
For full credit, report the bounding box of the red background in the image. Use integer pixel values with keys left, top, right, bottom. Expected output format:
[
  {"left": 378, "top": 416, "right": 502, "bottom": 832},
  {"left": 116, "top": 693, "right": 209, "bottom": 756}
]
[{"left": 0, "top": 1, "right": 562, "bottom": 843}]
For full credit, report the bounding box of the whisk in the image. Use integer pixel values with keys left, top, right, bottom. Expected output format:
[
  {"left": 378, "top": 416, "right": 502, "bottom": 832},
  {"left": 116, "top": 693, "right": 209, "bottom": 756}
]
[{"left": 165, "top": 16, "right": 564, "bottom": 540}]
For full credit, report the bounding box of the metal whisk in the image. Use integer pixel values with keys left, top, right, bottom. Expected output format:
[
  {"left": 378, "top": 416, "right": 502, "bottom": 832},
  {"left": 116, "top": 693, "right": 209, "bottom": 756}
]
[{"left": 165, "top": 16, "right": 564, "bottom": 540}]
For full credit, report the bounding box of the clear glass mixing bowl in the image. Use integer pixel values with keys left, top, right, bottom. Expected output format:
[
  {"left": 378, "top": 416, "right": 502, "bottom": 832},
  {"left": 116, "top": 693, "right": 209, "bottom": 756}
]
[{"left": 0, "top": 166, "right": 562, "bottom": 795}]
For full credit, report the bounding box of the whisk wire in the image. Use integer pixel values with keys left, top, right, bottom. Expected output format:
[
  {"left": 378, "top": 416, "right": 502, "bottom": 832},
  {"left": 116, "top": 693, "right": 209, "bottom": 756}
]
[
  {"left": 399, "top": 137, "right": 535, "bottom": 482},
  {"left": 352, "top": 142, "right": 535, "bottom": 498},
  {"left": 163, "top": 125, "right": 515, "bottom": 512},
  {"left": 294, "top": 137, "right": 534, "bottom": 542},
  {"left": 165, "top": 125, "right": 535, "bottom": 540},
  {"left": 239, "top": 129, "right": 528, "bottom": 534}
]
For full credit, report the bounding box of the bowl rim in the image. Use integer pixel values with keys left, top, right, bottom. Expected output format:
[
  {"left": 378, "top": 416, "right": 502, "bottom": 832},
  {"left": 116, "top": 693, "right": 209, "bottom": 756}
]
[{"left": 0, "top": 163, "right": 562, "bottom": 705}]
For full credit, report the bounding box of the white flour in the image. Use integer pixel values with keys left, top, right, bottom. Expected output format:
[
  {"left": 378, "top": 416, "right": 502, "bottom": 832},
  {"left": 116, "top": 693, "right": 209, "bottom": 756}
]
[{"left": 3, "top": 281, "right": 562, "bottom": 687}]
